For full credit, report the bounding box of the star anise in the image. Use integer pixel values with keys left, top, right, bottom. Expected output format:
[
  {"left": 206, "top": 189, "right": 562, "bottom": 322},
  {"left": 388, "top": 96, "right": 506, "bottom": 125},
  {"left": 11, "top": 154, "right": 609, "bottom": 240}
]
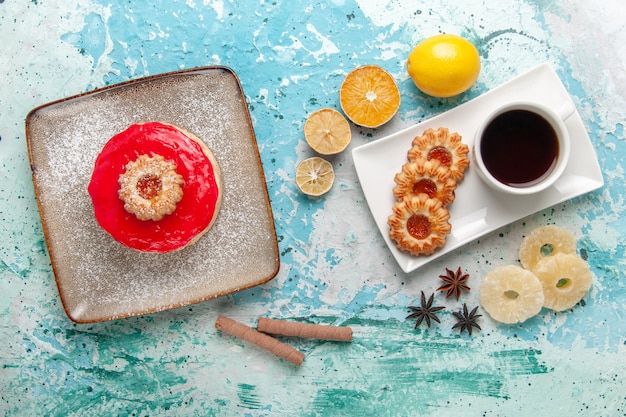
[
  {"left": 437, "top": 267, "right": 470, "bottom": 300},
  {"left": 452, "top": 303, "right": 482, "bottom": 336},
  {"left": 406, "top": 291, "right": 445, "bottom": 329}
]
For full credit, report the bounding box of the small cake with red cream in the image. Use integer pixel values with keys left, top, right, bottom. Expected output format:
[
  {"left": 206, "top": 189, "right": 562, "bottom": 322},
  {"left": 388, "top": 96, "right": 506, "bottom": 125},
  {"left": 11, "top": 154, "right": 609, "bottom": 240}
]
[{"left": 88, "top": 122, "right": 222, "bottom": 253}]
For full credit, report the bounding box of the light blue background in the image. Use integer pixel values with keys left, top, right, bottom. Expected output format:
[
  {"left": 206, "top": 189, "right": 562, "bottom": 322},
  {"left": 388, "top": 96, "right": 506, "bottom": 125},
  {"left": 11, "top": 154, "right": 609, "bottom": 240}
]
[{"left": 1, "top": 0, "right": 625, "bottom": 415}]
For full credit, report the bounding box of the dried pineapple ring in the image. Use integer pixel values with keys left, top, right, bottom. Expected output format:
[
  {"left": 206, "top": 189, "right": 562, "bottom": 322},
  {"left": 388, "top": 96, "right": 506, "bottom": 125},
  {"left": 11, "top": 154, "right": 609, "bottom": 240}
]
[
  {"left": 479, "top": 265, "right": 544, "bottom": 324},
  {"left": 519, "top": 225, "right": 577, "bottom": 272},
  {"left": 533, "top": 253, "right": 592, "bottom": 311}
]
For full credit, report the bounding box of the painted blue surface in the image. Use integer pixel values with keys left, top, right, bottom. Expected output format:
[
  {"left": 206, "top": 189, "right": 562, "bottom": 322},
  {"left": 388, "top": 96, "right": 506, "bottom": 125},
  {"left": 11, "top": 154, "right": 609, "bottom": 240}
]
[{"left": 1, "top": 0, "right": 625, "bottom": 415}]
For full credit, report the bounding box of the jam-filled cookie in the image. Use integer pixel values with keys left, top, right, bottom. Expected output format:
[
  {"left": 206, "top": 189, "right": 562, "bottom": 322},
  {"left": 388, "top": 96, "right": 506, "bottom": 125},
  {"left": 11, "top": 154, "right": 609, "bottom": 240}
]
[
  {"left": 407, "top": 127, "right": 469, "bottom": 182},
  {"left": 88, "top": 121, "right": 222, "bottom": 253},
  {"left": 388, "top": 194, "right": 451, "bottom": 256},
  {"left": 117, "top": 154, "right": 184, "bottom": 221},
  {"left": 393, "top": 158, "right": 457, "bottom": 206}
]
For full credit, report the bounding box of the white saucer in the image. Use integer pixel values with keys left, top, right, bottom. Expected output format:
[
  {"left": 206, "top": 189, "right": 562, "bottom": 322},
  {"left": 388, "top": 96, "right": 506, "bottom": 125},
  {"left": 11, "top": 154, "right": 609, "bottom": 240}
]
[{"left": 352, "top": 63, "right": 604, "bottom": 273}]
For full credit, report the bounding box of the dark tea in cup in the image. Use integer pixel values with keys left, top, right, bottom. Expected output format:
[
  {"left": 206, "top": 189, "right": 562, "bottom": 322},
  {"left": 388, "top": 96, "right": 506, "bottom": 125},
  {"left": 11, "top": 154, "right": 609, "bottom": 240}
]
[
  {"left": 473, "top": 102, "right": 571, "bottom": 195},
  {"left": 480, "top": 109, "right": 559, "bottom": 187}
]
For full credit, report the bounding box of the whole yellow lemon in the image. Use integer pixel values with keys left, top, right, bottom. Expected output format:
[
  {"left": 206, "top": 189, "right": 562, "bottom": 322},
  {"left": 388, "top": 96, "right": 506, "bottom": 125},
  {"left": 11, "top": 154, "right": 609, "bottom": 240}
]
[{"left": 407, "top": 34, "right": 481, "bottom": 98}]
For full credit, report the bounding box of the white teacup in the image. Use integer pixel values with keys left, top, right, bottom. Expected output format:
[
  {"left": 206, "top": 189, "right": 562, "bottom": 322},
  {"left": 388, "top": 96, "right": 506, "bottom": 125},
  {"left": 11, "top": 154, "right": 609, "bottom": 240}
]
[{"left": 473, "top": 101, "right": 573, "bottom": 195}]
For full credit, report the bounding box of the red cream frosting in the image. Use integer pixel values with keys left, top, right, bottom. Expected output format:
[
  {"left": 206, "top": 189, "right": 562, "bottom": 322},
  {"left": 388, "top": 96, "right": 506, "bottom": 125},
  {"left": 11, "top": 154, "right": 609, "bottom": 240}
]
[{"left": 88, "top": 122, "right": 221, "bottom": 252}]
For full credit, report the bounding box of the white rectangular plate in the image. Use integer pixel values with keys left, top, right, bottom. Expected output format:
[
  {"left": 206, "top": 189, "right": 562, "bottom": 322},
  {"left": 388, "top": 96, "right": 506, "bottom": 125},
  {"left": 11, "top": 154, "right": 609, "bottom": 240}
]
[{"left": 352, "top": 63, "right": 604, "bottom": 273}]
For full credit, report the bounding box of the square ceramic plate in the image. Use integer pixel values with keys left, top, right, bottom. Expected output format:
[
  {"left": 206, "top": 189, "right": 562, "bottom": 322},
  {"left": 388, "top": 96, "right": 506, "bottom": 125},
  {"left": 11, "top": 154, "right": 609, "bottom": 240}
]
[
  {"left": 352, "top": 63, "right": 604, "bottom": 273},
  {"left": 27, "top": 66, "right": 280, "bottom": 322}
]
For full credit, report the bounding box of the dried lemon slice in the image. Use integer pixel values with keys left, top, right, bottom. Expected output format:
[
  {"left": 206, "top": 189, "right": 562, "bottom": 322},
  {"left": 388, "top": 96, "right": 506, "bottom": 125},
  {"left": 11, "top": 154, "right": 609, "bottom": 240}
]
[
  {"left": 479, "top": 265, "right": 545, "bottom": 324},
  {"left": 295, "top": 157, "right": 335, "bottom": 196},
  {"left": 519, "top": 225, "right": 577, "bottom": 272},
  {"left": 533, "top": 253, "right": 592, "bottom": 311},
  {"left": 304, "top": 108, "right": 352, "bottom": 155}
]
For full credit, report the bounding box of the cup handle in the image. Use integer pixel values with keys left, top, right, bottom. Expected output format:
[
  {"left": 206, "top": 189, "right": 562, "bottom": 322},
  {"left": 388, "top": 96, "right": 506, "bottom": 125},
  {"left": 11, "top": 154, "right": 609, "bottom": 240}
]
[{"left": 557, "top": 100, "right": 576, "bottom": 121}]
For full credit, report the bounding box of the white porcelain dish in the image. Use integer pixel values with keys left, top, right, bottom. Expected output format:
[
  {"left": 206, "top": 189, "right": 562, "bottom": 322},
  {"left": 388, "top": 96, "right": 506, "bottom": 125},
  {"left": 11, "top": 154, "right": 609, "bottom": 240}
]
[{"left": 352, "top": 63, "right": 604, "bottom": 273}]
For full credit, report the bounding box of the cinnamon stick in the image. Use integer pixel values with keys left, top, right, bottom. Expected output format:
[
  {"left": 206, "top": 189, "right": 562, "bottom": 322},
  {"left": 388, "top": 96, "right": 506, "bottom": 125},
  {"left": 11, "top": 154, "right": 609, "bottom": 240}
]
[
  {"left": 215, "top": 315, "right": 305, "bottom": 366},
  {"left": 257, "top": 317, "right": 353, "bottom": 342}
]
